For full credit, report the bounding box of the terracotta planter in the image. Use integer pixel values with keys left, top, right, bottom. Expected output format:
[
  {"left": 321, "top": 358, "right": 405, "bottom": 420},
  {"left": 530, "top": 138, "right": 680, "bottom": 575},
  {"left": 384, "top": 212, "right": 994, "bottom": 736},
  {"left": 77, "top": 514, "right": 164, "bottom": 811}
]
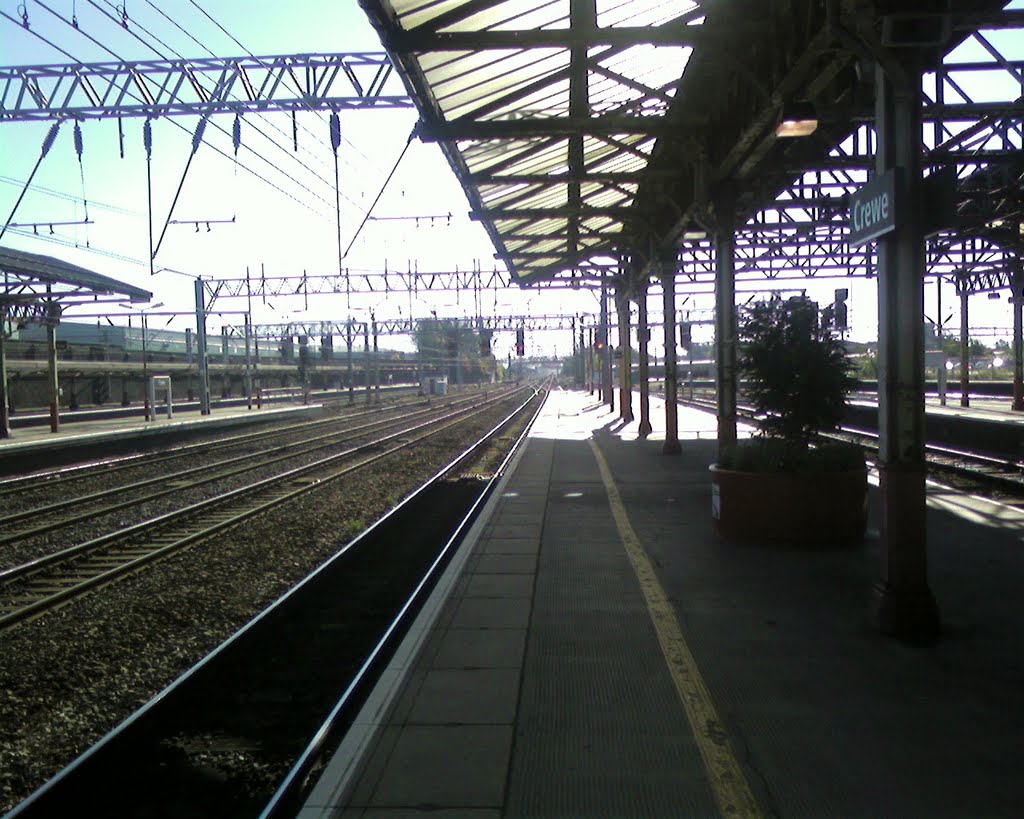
[{"left": 709, "top": 464, "right": 868, "bottom": 546}]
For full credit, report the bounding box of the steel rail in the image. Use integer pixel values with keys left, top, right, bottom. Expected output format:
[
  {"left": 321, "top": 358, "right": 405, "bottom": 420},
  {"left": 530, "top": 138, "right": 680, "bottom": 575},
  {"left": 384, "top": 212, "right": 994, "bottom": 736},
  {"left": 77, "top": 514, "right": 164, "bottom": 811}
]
[
  {"left": 678, "top": 394, "right": 1024, "bottom": 496},
  {"left": 0, "top": 386, "right": 533, "bottom": 632},
  {"left": 0, "top": 391, "right": 499, "bottom": 543},
  {"left": 3, "top": 381, "right": 547, "bottom": 819},
  {"left": 0, "top": 389, "right": 428, "bottom": 495},
  {"left": 259, "top": 381, "right": 550, "bottom": 818}
]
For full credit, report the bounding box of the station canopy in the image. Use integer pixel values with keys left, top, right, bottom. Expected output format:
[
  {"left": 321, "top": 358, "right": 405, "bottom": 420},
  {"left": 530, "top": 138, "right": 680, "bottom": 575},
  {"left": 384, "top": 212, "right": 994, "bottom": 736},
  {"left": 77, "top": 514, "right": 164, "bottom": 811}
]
[
  {"left": 358, "top": 0, "right": 1012, "bottom": 286},
  {"left": 0, "top": 246, "right": 152, "bottom": 327}
]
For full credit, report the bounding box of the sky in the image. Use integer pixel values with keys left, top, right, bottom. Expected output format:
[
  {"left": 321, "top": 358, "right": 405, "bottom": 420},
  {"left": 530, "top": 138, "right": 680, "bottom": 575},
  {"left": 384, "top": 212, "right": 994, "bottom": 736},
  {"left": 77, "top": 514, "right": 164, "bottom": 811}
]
[{"left": 1, "top": 0, "right": 1020, "bottom": 359}]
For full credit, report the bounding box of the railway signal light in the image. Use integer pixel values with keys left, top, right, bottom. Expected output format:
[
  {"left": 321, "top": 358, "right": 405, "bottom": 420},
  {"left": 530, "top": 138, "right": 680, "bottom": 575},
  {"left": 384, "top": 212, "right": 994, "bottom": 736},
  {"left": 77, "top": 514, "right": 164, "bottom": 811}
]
[
  {"left": 515, "top": 327, "right": 525, "bottom": 357},
  {"left": 594, "top": 329, "right": 607, "bottom": 351}
]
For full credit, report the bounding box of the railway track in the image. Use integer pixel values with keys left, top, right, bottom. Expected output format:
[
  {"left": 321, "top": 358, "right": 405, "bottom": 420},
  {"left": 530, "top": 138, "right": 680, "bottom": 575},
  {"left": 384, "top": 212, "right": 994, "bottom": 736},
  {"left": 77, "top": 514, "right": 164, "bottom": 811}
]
[
  {"left": 0, "top": 388, "right": 471, "bottom": 499},
  {"left": 679, "top": 394, "right": 1024, "bottom": 500},
  {"left": 0, "top": 384, "right": 531, "bottom": 633},
  {"left": 0, "top": 389, "right": 510, "bottom": 551},
  {"left": 5, "top": 383, "right": 547, "bottom": 819}
]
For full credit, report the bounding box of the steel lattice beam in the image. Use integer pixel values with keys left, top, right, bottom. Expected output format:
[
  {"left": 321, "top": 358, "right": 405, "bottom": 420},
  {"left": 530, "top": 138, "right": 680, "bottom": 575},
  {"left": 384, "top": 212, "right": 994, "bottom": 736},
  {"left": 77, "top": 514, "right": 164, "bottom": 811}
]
[
  {"left": 0, "top": 53, "right": 413, "bottom": 122},
  {"left": 242, "top": 313, "right": 589, "bottom": 340},
  {"left": 201, "top": 267, "right": 514, "bottom": 311}
]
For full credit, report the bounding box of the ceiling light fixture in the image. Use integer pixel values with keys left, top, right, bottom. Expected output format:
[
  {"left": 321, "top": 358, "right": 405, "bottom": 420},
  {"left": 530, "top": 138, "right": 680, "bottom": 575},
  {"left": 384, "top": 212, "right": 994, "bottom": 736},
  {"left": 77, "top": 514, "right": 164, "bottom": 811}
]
[{"left": 775, "top": 102, "right": 819, "bottom": 138}]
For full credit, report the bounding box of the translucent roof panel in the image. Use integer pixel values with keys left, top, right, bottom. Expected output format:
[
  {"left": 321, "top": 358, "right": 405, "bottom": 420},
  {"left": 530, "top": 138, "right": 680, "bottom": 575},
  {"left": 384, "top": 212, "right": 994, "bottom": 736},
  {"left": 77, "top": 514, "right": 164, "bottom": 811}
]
[
  {"left": 362, "top": 0, "right": 706, "bottom": 281},
  {"left": 419, "top": 48, "right": 570, "bottom": 120},
  {"left": 595, "top": 0, "right": 701, "bottom": 28}
]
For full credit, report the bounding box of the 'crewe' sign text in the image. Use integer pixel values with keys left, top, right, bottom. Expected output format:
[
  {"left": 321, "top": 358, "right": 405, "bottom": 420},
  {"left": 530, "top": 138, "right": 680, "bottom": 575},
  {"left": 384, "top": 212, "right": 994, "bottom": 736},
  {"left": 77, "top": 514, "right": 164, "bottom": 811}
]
[{"left": 848, "top": 169, "right": 900, "bottom": 246}]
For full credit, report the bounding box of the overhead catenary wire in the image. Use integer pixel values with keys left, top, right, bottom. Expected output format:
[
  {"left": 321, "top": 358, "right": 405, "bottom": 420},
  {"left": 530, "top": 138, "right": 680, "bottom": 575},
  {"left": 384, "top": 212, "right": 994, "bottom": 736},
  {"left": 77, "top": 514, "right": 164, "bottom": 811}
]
[
  {"left": 25, "top": 0, "right": 337, "bottom": 216},
  {"left": 0, "top": 9, "right": 78, "bottom": 59},
  {"left": 0, "top": 122, "right": 62, "bottom": 242},
  {"left": 185, "top": 0, "right": 384, "bottom": 179},
  {"left": 0, "top": 15, "right": 332, "bottom": 282},
  {"left": 90, "top": 0, "right": 352, "bottom": 206},
  {"left": 342, "top": 127, "right": 418, "bottom": 260}
]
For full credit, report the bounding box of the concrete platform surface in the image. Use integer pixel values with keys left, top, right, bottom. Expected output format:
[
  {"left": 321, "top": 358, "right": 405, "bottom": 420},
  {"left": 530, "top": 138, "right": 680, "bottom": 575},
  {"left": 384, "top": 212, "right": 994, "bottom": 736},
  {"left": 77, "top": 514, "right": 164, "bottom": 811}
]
[{"left": 300, "top": 387, "right": 1024, "bottom": 817}]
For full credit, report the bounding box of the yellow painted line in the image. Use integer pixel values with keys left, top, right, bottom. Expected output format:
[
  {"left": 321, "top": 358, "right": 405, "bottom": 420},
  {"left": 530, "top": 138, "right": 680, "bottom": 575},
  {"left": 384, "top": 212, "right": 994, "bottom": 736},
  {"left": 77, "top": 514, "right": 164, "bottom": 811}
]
[{"left": 589, "top": 438, "right": 763, "bottom": 819}]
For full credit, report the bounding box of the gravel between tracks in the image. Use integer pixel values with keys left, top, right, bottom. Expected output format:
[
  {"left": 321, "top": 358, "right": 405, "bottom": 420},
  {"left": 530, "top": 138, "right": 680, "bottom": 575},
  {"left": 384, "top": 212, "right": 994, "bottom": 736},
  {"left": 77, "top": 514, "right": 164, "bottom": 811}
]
[{"left": 0, "top": 391, "right": 534, "bottom": 813}]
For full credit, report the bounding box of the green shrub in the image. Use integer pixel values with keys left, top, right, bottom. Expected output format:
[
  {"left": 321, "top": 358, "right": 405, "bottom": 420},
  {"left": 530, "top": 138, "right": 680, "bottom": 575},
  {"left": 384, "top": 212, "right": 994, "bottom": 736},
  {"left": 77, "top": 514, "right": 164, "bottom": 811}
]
[
  {"left": 739, "top": 295, "right": 857, "bottom": 445},
  {"left": 718, "top": 438, "right": 866, "bottom": 474}
]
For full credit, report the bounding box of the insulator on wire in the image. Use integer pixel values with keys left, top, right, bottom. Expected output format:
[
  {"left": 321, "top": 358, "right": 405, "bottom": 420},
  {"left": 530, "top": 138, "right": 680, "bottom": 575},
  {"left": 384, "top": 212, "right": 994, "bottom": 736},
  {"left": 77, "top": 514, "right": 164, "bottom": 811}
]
[
  {"left": 329, "top": 112, "right": 341, "bottom": 154},
  {"left": 143, "top": 119, "right": 153, "bottom": 158},
  {"left": 40, "top": 122, "right": 60, "bottom": 157},
  {"left": 232, "top": 115, "right": 241, "bottom": 155},
  {"left": 73, "top": 121, "right": 84, "bottom": 158},
  {"left": 192, "top": 118, "right": 207, "bottom": 154}
]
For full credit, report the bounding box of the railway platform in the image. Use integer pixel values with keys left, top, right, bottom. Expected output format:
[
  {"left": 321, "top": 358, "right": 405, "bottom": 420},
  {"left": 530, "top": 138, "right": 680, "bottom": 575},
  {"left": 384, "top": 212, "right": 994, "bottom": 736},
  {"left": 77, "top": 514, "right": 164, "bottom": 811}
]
[
  {"left": 0, "top": 402, "right": 321, "bottom": 462},
  {"left": 302, "top": 387, "right": 1024, "bottom": 818}
]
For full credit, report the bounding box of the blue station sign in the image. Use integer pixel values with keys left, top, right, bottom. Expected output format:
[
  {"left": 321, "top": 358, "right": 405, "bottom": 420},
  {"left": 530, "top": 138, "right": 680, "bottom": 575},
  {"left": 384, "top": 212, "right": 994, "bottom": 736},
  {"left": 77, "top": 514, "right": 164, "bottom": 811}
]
[{"left": 848, "top": 168, "right": 900, "bottom": 246}]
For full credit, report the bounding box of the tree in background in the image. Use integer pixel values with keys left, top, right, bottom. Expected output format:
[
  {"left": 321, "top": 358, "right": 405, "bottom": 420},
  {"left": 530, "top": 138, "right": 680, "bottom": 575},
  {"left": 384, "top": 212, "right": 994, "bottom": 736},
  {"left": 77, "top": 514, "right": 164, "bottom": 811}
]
[{"left": 413, "top": 318, "right": 493, "bottom": 383}]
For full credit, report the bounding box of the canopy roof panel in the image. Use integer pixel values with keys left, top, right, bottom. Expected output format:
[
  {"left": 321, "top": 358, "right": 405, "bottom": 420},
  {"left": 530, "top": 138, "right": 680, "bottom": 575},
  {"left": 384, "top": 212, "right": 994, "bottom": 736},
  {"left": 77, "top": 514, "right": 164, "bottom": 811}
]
[
  {"left": 0, "top": 246, "right": 152, "bottom": 326},
  {"left": 361, "top": 0, "right": 1015, "bottom": 285},
  {"left": 361, "top": 0, "right": 706, "bottom": 283}
]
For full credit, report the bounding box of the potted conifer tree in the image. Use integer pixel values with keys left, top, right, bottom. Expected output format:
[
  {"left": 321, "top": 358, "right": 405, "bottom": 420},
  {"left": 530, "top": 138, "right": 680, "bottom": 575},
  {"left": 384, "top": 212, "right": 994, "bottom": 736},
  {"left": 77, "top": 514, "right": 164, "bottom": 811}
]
[{"left": 709, "top": 294, "right": 868, "bottom": 545}]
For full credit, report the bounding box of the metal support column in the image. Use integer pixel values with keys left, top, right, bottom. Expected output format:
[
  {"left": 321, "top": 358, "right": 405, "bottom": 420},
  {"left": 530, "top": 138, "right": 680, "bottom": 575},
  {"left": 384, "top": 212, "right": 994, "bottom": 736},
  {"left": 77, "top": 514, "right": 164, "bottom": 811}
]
[
  {"left": 363, "top": 322, "right": 371, "bottom": 405},
  {"left": 600, "top": 274, "right": 613, "bottom": 409},
  {"left": 588, "top": 327, "right": 595, "bottom": 394},
  {"left": 959, "top": 288, "right": 970, "bottom": 408},
  {"left": 372, "top": 316, "right": 380, "bottom": 403},
  {"left": 142, "top": 315, "right": 151, "bottom": 421},
  {"left": 578, "top": 320, "right": 586, "bottom": 388},
  {"left": 244, "top": 316, "right": 253, "bottom": 410},
  {"left": 0, "top": 318, "right": 10, "bottom": 438},
  {"left": 346, "top": 320, "right": 355, "bottom": 404},
  {"left": 936, "top": 277, "right": 947, "bottom": 406},
  {"left": 714, "top": 197, "right": 738, "bottom": 448},
  {"left": 194, "top": 277, "right": 211, "bottom": 415},
  {"left": 872, "top": 51, "right": 940, "bottom": 641},
  {"left": 637, "top": 280, "right": 652, "bottom": 437},
  {"left": 1012, "top": 267, "right": 1024, "bottom": 412},
  {"left": 46, "top": 307, "right": 60, "bottom": 433},
  {"left": 616, "top": 283, "right": 633, "bottom": 422},
  {"left": 660, "top": 256, "right": 680, "bottom": 455}
]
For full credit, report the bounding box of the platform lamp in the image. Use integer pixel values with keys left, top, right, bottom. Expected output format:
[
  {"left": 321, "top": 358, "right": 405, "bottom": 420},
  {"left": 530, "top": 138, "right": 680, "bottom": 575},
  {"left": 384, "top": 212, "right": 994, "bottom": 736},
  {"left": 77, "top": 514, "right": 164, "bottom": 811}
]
[{"left": 775, "top": 101, "right": 819, "bottom": 138}]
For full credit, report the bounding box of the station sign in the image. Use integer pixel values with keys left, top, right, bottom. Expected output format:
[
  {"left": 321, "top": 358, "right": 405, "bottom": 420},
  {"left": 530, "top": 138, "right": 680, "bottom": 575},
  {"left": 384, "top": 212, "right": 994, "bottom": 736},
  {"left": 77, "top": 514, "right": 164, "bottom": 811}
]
[{"left": 848, "top": 168, "right": 900, "bottom": 246}]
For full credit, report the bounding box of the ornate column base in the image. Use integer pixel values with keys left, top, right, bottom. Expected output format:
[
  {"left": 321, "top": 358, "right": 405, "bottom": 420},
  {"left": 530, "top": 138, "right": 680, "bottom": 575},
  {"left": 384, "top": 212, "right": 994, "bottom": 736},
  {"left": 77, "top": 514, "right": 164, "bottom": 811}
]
[{"left": 870, "top": 582, "right": 941, "bottom": 644}]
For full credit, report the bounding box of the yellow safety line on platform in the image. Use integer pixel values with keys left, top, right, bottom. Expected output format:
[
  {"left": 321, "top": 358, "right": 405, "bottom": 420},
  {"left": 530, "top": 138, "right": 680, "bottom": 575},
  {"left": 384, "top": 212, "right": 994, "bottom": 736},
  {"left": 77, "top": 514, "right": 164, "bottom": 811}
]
[{"left": 589, "top": 438, "right": 763, "bottom": 819}]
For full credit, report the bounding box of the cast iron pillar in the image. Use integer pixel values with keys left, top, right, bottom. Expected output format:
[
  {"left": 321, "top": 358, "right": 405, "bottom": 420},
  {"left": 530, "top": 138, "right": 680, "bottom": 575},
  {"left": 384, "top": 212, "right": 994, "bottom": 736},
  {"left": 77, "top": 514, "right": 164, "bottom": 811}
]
[
  {"left": 589, "top": 325, "right": 598, "bottom": 397},
  {"left": 578, "top": 320, "right": 586, "bottom": 388},
  {"left": 616, "top": 284, "right": 634, "bottom": 422},
  {"left": 714, "top": 194, "right": 738, "bottom": 449},
  {"left": 194, "top": 277, "right": 211, "bottom": 415},
  {"left": 600, "top": 274, "right": 614, "bottom": 409},
  {"left": 1012, "top": 267, "right": 1024, "bottom": 411},
  {"left": 373, "top": 316, "right": 381, "bottom": 403},
  {"left": 363, "top": 322, "right": 371, "bottom": 405},
  {"left": 959, "top": 287, "right": 970, "bottom": 407},
  {"left": 347, "top": 320, "right": 355, "bottom": 403},
  {"left": 0, "top": 321, "right": 10, "bottom": 439},
  {"left": 660, "top": 253, "right": 680, "bottom": 455},
  {"left": 871, "top": 50, "right": 940, "bottom": 641},
  {"left": 637, "top": 279, "right": 653, "bottom": 437},
  {"left": 46, "top": 305, "right": 60, "bottom": 432},
  {"left": 244, "top": 317, "right": 254, "bottom": 410}
]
